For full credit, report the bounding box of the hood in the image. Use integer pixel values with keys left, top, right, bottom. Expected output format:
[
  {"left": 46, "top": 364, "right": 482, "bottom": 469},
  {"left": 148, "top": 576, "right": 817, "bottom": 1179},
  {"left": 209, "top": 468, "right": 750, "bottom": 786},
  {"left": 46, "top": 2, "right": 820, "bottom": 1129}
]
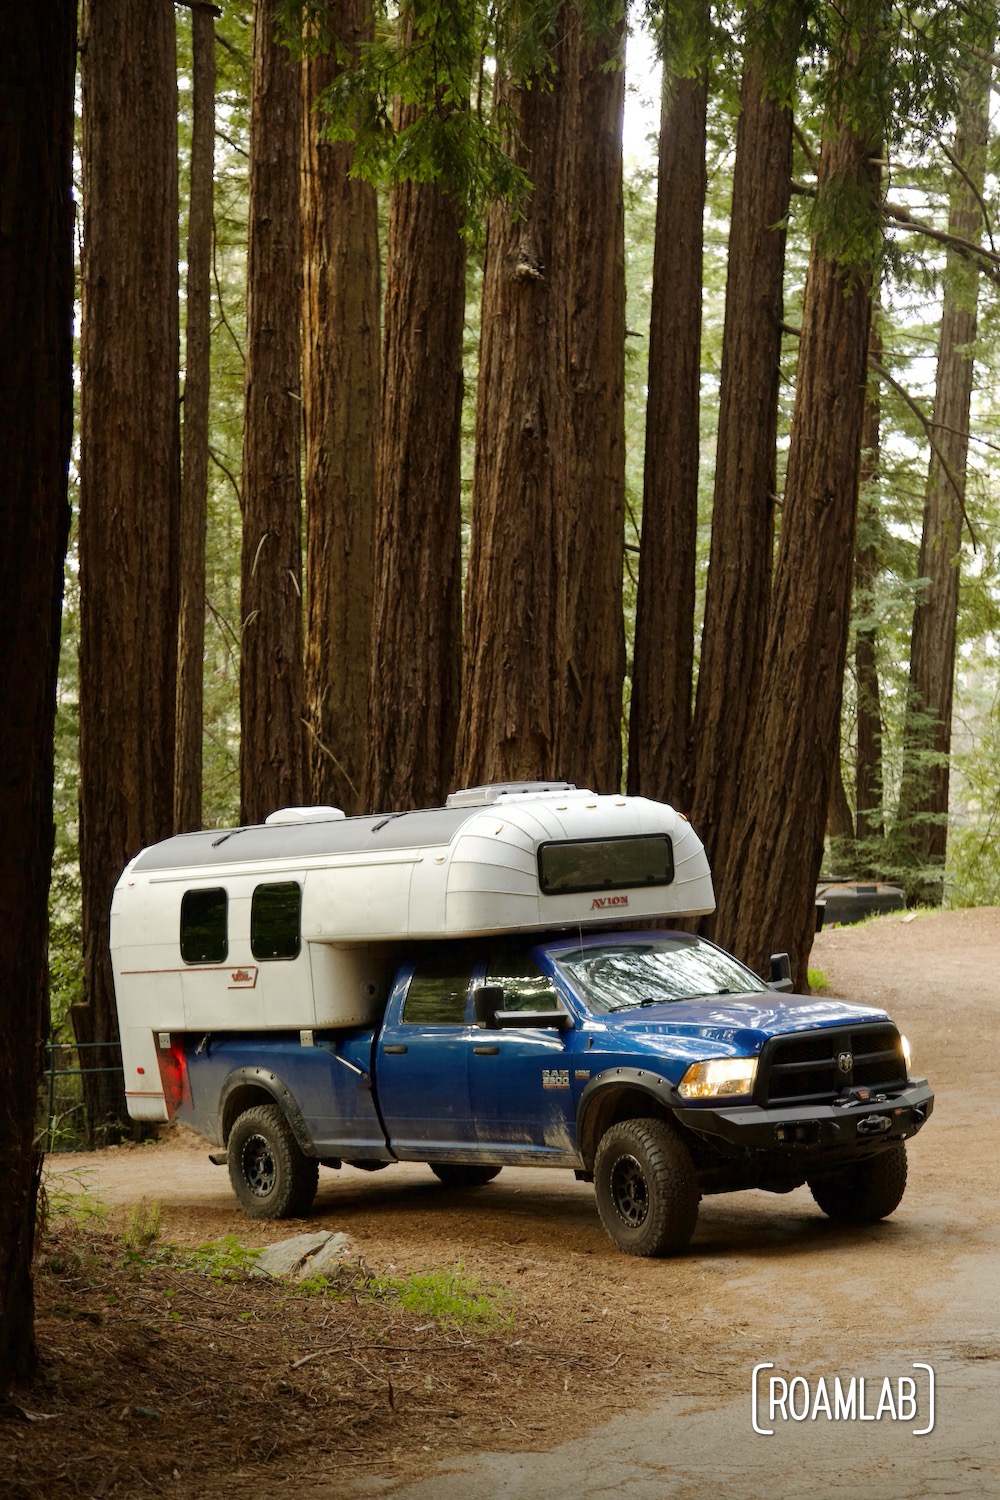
[{"left": 595, "top": 992, "right": 890, "bottom": 1061}]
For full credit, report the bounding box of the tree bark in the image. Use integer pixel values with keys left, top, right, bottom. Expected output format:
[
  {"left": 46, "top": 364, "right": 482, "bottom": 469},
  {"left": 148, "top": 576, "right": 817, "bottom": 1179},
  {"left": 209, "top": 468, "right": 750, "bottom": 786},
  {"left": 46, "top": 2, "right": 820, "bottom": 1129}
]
[
  {"left": 78, "top": 0, "right": 180, "bottom": 1137},
  {"left": 713, "top": 75, "right": 879, "bottom": 989},
  {"left": 240, "top": 0, "right": 306, "bottom": 826},
  {"left": 896, "top": 59, "right": 991, "bottom": 904},
  {"left": 627, "top": 49, "right": 707, "bottom": 809},
  {"left": 366, "top": 99, "right": 465, "bottom": 812},
  {"left": 175, "top": 2, "right": 216, "bottom": 833},
  {"left": 302, "top": 0, "right": 380, "bottom": 815},
  {"left": 689, "top": 17, "right": 800, "bottom": 888},
  {"left": 458, "top": 6, "right": 626, "bottom": 792},
  {"left": 0, "top": 0, "right": 75, "bottom": 1384},
  {"left": 855, "top": 322, "right": 884, "bottom": 848}
]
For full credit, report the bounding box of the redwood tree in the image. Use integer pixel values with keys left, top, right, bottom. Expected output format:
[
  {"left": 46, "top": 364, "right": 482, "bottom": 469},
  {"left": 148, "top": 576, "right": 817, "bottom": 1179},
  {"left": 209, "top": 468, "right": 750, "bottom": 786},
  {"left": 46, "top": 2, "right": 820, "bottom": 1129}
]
[
  {"left": 0, "top": 0, "right": 75, "bottom": 1381},
  {"left": 78, "top": 0, "right": 181, "bottom": 1135},
  {"left": 895, "top": 58, "right": 991, "bottom": 903},
  {"left": 714, "top": 20, "right": 882, "bottom": 987},
  {"left": 458, "top": 5, "right": 626, "bottom": 791},
  {"left": 689, "top": 6, "right": 802, "bottom": 886},
  {"left": 241, "top": 0, "right": 306, "bottom": 824},
  {"left": 627, "top": 28, "right": 708, "bottom": 809},
  {"left": 855, "top": 322, "right": 884, "bottom": 849},
  {"left": 302, "top": 0, "right": 380, "bottom": 815},
  {"left": 175, "top": 0, "right": 218, "bottom": 833},
  {"left": 366, "top": 92, "right": 466, "bottom": 812}
]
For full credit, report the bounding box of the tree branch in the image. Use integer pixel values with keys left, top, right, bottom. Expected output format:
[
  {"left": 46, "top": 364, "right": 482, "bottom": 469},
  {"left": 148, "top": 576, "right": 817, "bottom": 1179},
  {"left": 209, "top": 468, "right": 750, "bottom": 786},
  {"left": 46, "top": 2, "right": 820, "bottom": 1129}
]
[
  {"left": 208, "top": 445, "right": 243, "bottom": 510},
  {"left": 789, "top": 180, "right": 1000, "bottom": 289},
  {"left": 869, "top": 357, "right": 980, "bottom": 550},
  {"left": 940, "top": 138, "right": 995, "bottom": 253}
]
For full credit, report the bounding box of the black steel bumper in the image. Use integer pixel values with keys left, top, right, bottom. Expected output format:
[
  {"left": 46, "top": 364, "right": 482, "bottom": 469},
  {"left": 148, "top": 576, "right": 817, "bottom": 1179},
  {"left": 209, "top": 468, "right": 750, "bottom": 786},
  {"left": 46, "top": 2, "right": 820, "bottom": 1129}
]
[{"left": 674, "top": 1078, "right": 934, "bottom": 1163}]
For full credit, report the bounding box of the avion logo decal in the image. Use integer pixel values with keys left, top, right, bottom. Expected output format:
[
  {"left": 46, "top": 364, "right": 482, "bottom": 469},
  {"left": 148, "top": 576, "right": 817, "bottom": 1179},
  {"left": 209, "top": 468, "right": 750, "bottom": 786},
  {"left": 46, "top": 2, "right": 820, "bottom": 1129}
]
[
  {"left": 590, "top": 895, "right": 629, "bottom": 910},
  {"left": 228, "top": 967, "right": 258, "bottom": 990}
]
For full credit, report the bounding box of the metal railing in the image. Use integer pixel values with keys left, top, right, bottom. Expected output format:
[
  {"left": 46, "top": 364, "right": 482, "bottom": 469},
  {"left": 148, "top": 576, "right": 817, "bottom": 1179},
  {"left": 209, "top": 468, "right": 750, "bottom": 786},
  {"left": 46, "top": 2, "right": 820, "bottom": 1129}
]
[{"left": 41, "top": 1040, "right": 124, "bottom": 1153}]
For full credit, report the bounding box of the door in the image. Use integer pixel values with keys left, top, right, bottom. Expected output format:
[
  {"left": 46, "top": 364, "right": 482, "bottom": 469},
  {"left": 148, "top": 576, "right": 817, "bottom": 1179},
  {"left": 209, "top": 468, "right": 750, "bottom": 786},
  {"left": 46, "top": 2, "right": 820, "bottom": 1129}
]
[
  {"left": 377, "top": 945, "right": 479, "bottom": 1156},
  {"left": 469, "top": 944, "right": 579, "bottom": 1163}
]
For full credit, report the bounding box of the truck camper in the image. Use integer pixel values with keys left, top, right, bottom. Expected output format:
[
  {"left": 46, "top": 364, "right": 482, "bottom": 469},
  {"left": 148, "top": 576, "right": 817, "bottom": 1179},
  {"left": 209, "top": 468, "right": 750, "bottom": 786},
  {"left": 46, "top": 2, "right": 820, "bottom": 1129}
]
[{"left": 111, "top": 783, "right": 933, "bottom": 1256}]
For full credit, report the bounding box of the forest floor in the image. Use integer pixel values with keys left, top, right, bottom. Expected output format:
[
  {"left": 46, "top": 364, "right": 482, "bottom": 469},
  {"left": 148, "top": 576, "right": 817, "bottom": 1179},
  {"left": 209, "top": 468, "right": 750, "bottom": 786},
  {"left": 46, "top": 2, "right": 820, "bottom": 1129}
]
[{"left": 6, "top": 907, "right": 1000, "bottom": 1499}]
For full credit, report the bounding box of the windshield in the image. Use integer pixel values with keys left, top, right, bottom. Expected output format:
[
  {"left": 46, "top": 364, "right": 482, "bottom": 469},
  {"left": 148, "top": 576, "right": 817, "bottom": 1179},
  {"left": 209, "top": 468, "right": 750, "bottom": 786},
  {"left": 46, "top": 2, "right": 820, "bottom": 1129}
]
[{"left": 552, "top": 937, "right": 763, "bottom": 1014}]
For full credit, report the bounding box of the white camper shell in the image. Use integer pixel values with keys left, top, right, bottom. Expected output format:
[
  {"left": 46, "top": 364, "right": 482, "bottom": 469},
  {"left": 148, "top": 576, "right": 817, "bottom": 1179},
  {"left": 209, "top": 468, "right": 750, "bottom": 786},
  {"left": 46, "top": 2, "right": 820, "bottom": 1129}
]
[{"left": 111, "top": 784, "right": 715, "bottom": 1119}]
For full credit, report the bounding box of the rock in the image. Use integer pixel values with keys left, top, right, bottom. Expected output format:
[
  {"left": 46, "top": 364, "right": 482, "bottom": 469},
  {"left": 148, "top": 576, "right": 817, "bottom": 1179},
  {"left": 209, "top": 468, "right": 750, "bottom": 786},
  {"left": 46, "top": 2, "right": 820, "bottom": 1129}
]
[
  {"left": 306, "top": 1232, "right": 351, "bottom": 1276},
  {"left": 252, "top": 1231, "right": 352, "bottom": 1281}
]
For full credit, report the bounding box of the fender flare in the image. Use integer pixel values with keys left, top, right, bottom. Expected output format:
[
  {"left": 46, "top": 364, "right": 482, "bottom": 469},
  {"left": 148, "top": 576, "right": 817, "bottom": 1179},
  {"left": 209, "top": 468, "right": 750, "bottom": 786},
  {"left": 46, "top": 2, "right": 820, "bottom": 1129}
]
[
  {"left": 218, "top": 1066, "right": 316, "bottom": 1156},
  {"left": 576, "top": 1067, "right": 678, "bottom": 1169}
]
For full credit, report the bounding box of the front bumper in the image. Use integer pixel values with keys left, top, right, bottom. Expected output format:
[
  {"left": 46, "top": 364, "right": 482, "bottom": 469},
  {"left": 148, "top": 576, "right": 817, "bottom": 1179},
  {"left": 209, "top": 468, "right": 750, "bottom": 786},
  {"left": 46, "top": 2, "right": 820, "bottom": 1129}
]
[{"left": 674, "top": 1078, "right": 934, "bottom": 1164}]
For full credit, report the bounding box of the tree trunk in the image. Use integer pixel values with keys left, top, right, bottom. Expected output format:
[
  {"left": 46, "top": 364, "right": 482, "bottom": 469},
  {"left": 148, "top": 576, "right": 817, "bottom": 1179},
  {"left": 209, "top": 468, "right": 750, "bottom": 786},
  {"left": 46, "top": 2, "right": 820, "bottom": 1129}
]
[
  {"left": 458, "top": 6, "right": 626, "bottom": 792},
  {"left": 855, "top": 321, "right": 884, "bottom": 848},
  {"left": 366, "top": 101, "right": 465, "bottom": 812},
  {"left": 689, "top": 17, "right": 800, "bottom": 888},
  {"left": 175, "top": 2, "right": 216, "bottom": 834},
  {"left": 302, "top": 0, "right": 380, "bottom": 815},
  {"left": 240, "top": 0, "right": 306, "bottom": 826},
  {"left": 895, "top": 60, "right": 991, "bottom": 904},
  {"left": 827, "top": 756, "right": 856, "bottom": 873},
  {"left": 78, "top": 0, "right": 180, "bottom": 1137},
  {"left": 627, "top": 49, "right": 707, "bottom": 809},
  {"left": 0, "top": 0, "right": 75, "bottom": 1384},
  {"left": 713, "top": 76, "right": 879, "bottom": 989}
]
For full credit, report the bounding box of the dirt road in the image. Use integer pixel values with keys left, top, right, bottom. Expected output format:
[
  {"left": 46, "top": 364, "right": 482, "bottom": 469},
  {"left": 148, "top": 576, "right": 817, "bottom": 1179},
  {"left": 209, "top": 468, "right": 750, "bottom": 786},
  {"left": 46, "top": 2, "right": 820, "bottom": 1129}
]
[{"left": 46, "top": 907, "right": 1000, "bottom": 1498}]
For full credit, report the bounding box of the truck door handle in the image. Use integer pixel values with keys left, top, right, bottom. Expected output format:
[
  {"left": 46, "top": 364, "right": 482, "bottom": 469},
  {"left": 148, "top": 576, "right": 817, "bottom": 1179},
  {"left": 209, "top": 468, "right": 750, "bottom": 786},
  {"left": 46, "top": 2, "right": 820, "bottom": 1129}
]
[
  {"left": 383, "top": 1044, "right": 408, "bottom": 1055},
  {"left": 473, "top": 1045, "right": 500, "bottom": 1056}
]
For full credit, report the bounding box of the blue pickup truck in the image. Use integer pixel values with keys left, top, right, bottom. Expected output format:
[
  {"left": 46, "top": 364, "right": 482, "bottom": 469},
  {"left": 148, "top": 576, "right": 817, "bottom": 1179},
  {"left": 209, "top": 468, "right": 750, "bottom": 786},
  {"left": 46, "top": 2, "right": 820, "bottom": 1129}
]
[{"left": 112, "top": 786, "right": 933, "bottom": 1257}]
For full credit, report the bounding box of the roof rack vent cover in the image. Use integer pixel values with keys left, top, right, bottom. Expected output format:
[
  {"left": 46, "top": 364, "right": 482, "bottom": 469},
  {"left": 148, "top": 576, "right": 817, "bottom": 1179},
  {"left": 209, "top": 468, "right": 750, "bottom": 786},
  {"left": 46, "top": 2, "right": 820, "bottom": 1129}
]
[
  {"left": 264, "top": 806, "right": 346, "bottom": 826},
  {"left": 445, "top": 781, "right": 580, "bottom": 809}
]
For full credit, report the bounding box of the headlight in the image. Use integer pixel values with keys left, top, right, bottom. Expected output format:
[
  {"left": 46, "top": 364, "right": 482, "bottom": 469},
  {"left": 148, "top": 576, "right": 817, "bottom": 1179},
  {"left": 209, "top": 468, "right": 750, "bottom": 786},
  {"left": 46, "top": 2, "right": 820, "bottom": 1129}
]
[
  {"left": 678, "top": 1056, "right": 758, "bottom": 1100},
  {"left": 900, "top": 1034, "right": 911, "bottom": 1075}
]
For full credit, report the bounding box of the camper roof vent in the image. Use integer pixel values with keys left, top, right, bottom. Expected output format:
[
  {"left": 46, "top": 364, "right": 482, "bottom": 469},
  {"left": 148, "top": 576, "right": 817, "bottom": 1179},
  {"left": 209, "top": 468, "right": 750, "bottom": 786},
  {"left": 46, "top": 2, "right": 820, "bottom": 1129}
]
[
  {"left": 264, "top": 806, "right": 346, "bottom": 826},
  {"left": 446, "top": 781, "right": 580, "bottom": 809}
]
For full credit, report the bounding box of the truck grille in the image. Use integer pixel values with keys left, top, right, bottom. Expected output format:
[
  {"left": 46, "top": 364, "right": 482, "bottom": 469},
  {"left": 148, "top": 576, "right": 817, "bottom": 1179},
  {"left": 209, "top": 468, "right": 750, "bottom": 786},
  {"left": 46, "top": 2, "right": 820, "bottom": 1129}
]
[{"left": 756, "top": 1024, "right": 906, "bottom": 1107}]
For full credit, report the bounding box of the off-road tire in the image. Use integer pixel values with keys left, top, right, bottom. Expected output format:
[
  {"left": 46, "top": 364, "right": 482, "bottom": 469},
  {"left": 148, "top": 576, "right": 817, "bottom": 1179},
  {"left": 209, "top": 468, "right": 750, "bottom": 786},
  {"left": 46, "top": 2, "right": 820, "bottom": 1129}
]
[
  {"left": 808, "top": 1143, "right": 907, "bottom": 1224},
  {"left": 594, "top": 1118, "right": 700, "bottom": 1257},
  {"left": 430, "top": 1164, "right": 502, "bottom": 1189},
  {"left": 227, "top": 1104, "right": 319, "bottom": 1219}
]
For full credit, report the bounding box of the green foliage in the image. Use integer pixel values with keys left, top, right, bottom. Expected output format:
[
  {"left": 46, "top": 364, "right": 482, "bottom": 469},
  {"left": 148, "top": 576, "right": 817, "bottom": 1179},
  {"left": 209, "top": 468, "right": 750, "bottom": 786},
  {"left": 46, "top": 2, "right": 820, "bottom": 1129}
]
[
  {"left": 121, "top": 1198, "right": 162, "bottom": 1253},
  {"left": 41, "top": 1171, "right": 110, "bottom": 1233},
  {"left": 279, "top": 0, "right": 626, "bottom": 228},
  {"left": 364, "top": 1263, "right": 512, "bottom": 1327},
  {"left": 177, "top": 1235, "right": 264, "bottom": 1281},
  {"left": 807, "top": 967, "right": 830, "bottom": 991}
]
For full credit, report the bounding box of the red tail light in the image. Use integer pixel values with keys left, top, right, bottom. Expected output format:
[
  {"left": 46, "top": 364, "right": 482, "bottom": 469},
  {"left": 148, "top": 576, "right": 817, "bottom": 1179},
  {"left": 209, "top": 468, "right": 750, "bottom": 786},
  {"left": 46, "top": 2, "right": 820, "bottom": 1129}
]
[{"left": 156, "top": 1039, "right": 192, "bottom": 1116}]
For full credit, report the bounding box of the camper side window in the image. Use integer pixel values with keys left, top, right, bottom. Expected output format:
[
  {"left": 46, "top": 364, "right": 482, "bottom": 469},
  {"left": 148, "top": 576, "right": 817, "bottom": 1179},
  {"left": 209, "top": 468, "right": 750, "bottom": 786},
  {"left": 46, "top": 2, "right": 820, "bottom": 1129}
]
[
  {"left": 180, "top": 888, "right": 228, "bottom": 964},
  {"left": 402, "top": 950, "right": 476, "bottom": 1025},
  {"left": 251, "top": 882, "right": 301, "bottom": 961}
]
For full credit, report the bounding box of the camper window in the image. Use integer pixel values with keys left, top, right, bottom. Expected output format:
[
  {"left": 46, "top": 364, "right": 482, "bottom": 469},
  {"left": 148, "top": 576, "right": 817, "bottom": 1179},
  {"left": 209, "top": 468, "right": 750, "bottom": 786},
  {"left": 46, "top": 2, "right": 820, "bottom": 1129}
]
[
  {"left": 250, "top": 881, "right": 302, "bottom": 961},
  {"left": 537, "top": 834, "right": 674, "bottom": 896},
  {"left": 180, "top": 888, "right": 228, "bottom": 964}
]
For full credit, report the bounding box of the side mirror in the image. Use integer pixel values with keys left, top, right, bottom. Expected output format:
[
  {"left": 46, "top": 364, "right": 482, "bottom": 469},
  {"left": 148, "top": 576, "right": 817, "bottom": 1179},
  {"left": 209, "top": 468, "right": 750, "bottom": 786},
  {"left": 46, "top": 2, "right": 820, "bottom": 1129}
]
[
  {"left": 474, "top": 984, "right": 504, "bottom": 1029},
  {"left": 767, "top": 952, "right": 793, "bottom": 993}
]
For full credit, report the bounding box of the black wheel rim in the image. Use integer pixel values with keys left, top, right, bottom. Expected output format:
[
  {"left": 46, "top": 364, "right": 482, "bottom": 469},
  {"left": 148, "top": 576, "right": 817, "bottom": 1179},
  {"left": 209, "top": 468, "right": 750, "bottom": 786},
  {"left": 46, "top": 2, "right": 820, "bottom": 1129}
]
[
  {"left": 609, "top": 1153, "right": 649, "bottom": 1228},
  {"left": 242, "top": 1133, "right": 277, "bottom": 1197}
]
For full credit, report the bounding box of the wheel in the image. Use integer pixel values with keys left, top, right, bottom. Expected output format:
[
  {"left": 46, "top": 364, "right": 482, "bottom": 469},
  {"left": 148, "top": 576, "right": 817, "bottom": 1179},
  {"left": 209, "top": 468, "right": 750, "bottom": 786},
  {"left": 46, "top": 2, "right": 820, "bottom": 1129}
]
[
  {"left": 808, "top": 1143, "right": 907, "bottom": 1224},
  {"left": 227, "top": 1104, "right": 319, "bottom": 1219},
  {"left": 593, "top": 1118, "right": 700, "bottom": 1257},
  {"left": 430, "top": 1164, "right": 502, "bottom": 1189}
]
